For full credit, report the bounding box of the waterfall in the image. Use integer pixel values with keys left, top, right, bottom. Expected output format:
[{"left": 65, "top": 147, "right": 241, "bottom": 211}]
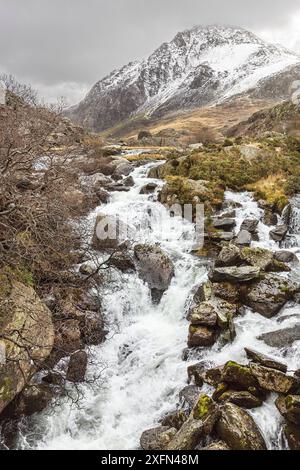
[{"left": 10, "top": 161, "right": 300, "bottom": 451}]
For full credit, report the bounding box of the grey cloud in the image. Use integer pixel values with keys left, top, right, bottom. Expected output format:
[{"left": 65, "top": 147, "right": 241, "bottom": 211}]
[{"left": 0, "top": 0, "right": 300, "bottom": 103}]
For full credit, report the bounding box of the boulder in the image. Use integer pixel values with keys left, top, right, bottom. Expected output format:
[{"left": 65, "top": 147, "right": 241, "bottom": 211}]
[
  {"left": 110, "top": 252, "right": 135, "bottom": 272},
  {"left": 269, "top": 225, "right": 288, "bottom": 242},
  {"left": 188, "top": 325, "right": 216, "bottom": 348},
  {"left": 123, "top": 175, "right": 134, "bottom": 187},
  {"left": 52, "top": 319, "right": 83, "bottom": 361},
  {"left": 212, "top": 218, "right": 236, "bottom": 231},
  {"left": 167, "top": 395, "right": 220, "bottom": 450},
  {"left": 240, "top": 247, "right": 278, "bottom": 271},
  {"left": 187, "top": 302, "right": 218, "bottom": 326},
  {"left": 81, "top": 311, "right": 107, "bottom": 345},
  {"left": 201, "top": 441, "right": 231, "bottom": 450},
  {"left": 212, "top": 282, "right": 240, "bottom": 303},
  {"left": 216, "top": 390, "right": 262, "bottom": 408},
  {"left": 0, "top": 280, "right": 54, "bottom": 415},
  {"left": 92, "top": 213, "right": 131, "bottom": 250},
  {"left": 276, "top": 395, "right": 300, "bottom": 425},
  {"left": 179, "top": 386, "right": 203, "bottom": 410},
  {"left": 244, "top": 348, "right": 287, "bottom": 373},
  {"left": 11, "top": 384, "right": 54, "bottom": 417},
  {"left": 138, "top": 130, "right": 152, "bottom": 140},
  {"left": 263, "top": 209, "right": 278, "bottom": 226},
  {"left": 140, "top": 183, "right": 158, "bottom": 194},
  {"left": 215, "top": 244, "right": 241, "bottom": 267},
  {"left": 209, "top": 266, "right": 260, "bottom": 283},
  {"left": 66, "top": 350, "right": 88, "bottom": 383},
  {"left": 208, "top": 231, "right": 235, "bottom": 242},
  {"left": 235, "top": 230, "right": 252, "bottom": 247},
  {"left": 258, "top": 325, "right": 300, "bottom": 348},
  {"left": 161, "top": 411, "right": 187, "bottom": 430},
  {"left": 284, "top": 423, "right": 300, "bottom": 450},
  {"left": 274, "top": 251, "right": 298, "bottom": 264},
  {"left": 222, "top": 361, "right": 259, "bottom": 390},
  {"left": 96, "top": 189, "right": 110, "bottom": 204},
  {"left": 216, "top": 403, "right": 267, "bottom": 450},
  {"left": 187, "top": 363, "right": 206, "bottom": 387},
  {"left": 202, "top": 365, "right": 224, "bottom": 387},
  {"left": 140, "top": 426, "right": 177, "bottom": 450},
  {"left": 112, "top": 160, "right": 133, "bottom": 177},
  {"left": 240, "top": 219, "right": 259, "bottom": 234},
  {"left": 250, "top": 364, "right": 298, "bottom": 394},
  {"left": 241, "top": 274, "right": 298, "bottom": 318},
  {"left": 134, "top": 244, "right": 174, "bottom": 303}
]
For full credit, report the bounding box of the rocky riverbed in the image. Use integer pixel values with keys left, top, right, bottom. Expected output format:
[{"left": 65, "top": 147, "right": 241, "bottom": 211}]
[{"left": 2, "top": 155, "right": 299, "bottom": 450}]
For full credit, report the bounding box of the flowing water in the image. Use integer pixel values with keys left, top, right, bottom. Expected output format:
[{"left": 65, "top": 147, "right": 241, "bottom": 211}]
[{"left": 9, "top": 160, "right": 300, "bottom": 450}]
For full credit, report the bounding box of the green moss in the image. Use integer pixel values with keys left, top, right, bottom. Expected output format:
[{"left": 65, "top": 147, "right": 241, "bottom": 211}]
[{"left": 194, "top": 394, "right": 213, "bottom": 419}]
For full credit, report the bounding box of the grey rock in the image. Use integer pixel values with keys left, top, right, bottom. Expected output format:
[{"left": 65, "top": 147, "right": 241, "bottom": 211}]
[
  {"left": 212, "top": 218, "right": 236, "bottom": 231},
  {"left": 140, "top": 426, "right": 177, "bottom": 450},
  {"left": 215, "top": 244, "right": 241, "bottom": 267},
  {"left": 216, "top": 403, "right": 267, "bottom": 450},
  {"left": 134, "top": 244, "right": 174, "bottom": 302},
  {"left": 179, "top": 385, "right": 203, "bottom": 410},
  {"left": 235, "top": 230, "right": 252, "bottom": 246},
  {"left": 258, "top": 325, "right": 300, "bottom": 348},
  {"left": 209, "top": 266, "right": 261, "bottom": 283},
  {"left": 274, "top": 251, "right": 298, "bottom": 264},
  {"left": 241, "top": 219, "right": 259, "bottom": 234},
  {"left": 66, "top": 350, "right": 88, "bottom": 383},
  {"left": 270, "top": 225, "right": 288, "bottom": 242},
  {"left": 250, "top": 363, "right": 298, "bottom": 394},
  {"left": 244, "top": 348, "right": 287, "bottom": 373}
]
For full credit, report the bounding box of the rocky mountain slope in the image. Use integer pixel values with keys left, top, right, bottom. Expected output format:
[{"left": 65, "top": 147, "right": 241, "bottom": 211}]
[{"left": 66, "top": 25, "right": 300, "bottom": 132}]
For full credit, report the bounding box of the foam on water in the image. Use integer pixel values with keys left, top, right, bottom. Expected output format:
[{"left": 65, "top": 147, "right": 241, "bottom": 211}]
[{"left": 12, "top": 163, "right": 300, "bottom": 450}]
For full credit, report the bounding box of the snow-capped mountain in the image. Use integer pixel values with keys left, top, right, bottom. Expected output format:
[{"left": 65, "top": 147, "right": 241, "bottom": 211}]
[{"left": 66, "top": 25, "right": 300, "bottom": 132}]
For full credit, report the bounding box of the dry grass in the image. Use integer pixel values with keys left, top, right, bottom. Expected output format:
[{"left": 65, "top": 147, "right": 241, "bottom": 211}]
[{"left": 246, "top": 174, "right": 289, "bottom": 211}]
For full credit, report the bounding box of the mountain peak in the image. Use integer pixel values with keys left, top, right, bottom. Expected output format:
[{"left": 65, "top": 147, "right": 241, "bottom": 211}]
[{"left": 66, "top": 26, "right": 300, "bottom": 132}]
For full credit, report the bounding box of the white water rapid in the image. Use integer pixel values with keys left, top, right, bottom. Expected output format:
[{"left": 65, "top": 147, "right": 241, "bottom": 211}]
[{"left": 12, "top": 160, "right": 300, "bottom": 450}]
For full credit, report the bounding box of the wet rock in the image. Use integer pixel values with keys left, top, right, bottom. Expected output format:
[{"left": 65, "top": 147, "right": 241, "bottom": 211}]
[
  {"left": 134, "top": 244, "right": 174, "bottom": 303},
  {"left": 281, "top": 204, "right": 292, "bottom": 226},
  {"left": 263, "top": 209, "right": 278, "bottom": 226},
  {"left": 284, "top": 423, "right": 300, "bottom": 450},
  {"left": 212, "top": 218, "right": 236, "bottom": 231},
  {"left": 0, "top": 280, "right": 54, "bottom": 415},
  {"left": 92, "top": 213, "right": 131, "bottom": 250},
  {"left": 96, "top": 189, "right": 110, "bottom": 204},
  {"left": 11, "top": 384, "right": 54, "bottom": 417},
  {"left": 179, "top": 386, "right": 203, "bottom": 410},
  {"left": 123, "top": 175, "right": 134, "bottom": 187},
  {"left": 217, "top": 390, "right": 262, "bottom": 408},
  {"left": 161, "top": 411, "right": 187, "bottom": 430},
  {"left": 140, "top": 182, "right": 158, "bottom": 194},
  {"left": 274, "top": 251, "right": 298, "bottom": 264},
  {"left": 53, "top": 319, "right": 83, "bottom": 359},
  {"left": 212, "top": 282, "right": 240, "bottom": 303},
  {"left": 140, "top": 426, "right": 177, "bottom": 450},
  {"left": 187, "top": 363, "right": 206, "bottom": 387},
  {"left": 241, "top": 274, "right": 298, "bottom": 318},
  {"left": 215, "top": 244, "right": 241, "bottom": 267},
  {"left": 112, "top": 160, "right": 133, "bottom": 178},
  {"left": 110, "top": 252, "right": 135, "bottom": 272},
  {"left": 202, "top": 365, "right": 225, "bottom": 387},
  {"left": 208, "top": 231, "right": 235, "bottom": 242},
  {"left": 201, "top": 441, "right": 231, "bottom": 450},
  {"left": 167, "top": 395, "right": 220, "bottom": 450},
  {"left": 222, "top": 361, "right": 259, "bottom": 390},
  {"left": 276, "top": 395, "right": 300, "bottom": 425},
  {"left": 209, "top": 266, "right": 260, "bottom": 283},
  {"left": 187, "top": 302, "right": 218, "bottom": 326},
  {"left": 216, "top": 403, "right": 267, "bottom": 450},
  {"left": 244, "top": 348, "right": 287, "bottom": 373},
  {"left": 235, "top": 230, "right": 252, "bottom": 247},
  {"left": 241, "top": 247, "right": 280, "bottom": 271},
  {"left": 223, "top": 200, "right": 242, "bottom": 209},
  {"left": 42, "top": 372, "right": 64, "bottom": 387},
  {"left": 250, "top": 364, "right": 298, "bottom": 394},
  {"left": 188, "top": 325, "right": 216, "bottom": 348},
  {"left": 240, "top": 219, "right": 259, "bottom": 234},
  {"left": 258, "top": 325, "right": 300, "bottom": 348},
  {"left": 66, "top": 350, "right": 88, "bottom": 383},
  {"left": 269, "top": 225, "right": 288, "bottom": 242}
]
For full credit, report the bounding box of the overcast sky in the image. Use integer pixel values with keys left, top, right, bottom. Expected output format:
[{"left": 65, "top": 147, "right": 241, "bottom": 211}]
[{"left": 1, "top": 0, "right": 300, "bottom": 104}]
